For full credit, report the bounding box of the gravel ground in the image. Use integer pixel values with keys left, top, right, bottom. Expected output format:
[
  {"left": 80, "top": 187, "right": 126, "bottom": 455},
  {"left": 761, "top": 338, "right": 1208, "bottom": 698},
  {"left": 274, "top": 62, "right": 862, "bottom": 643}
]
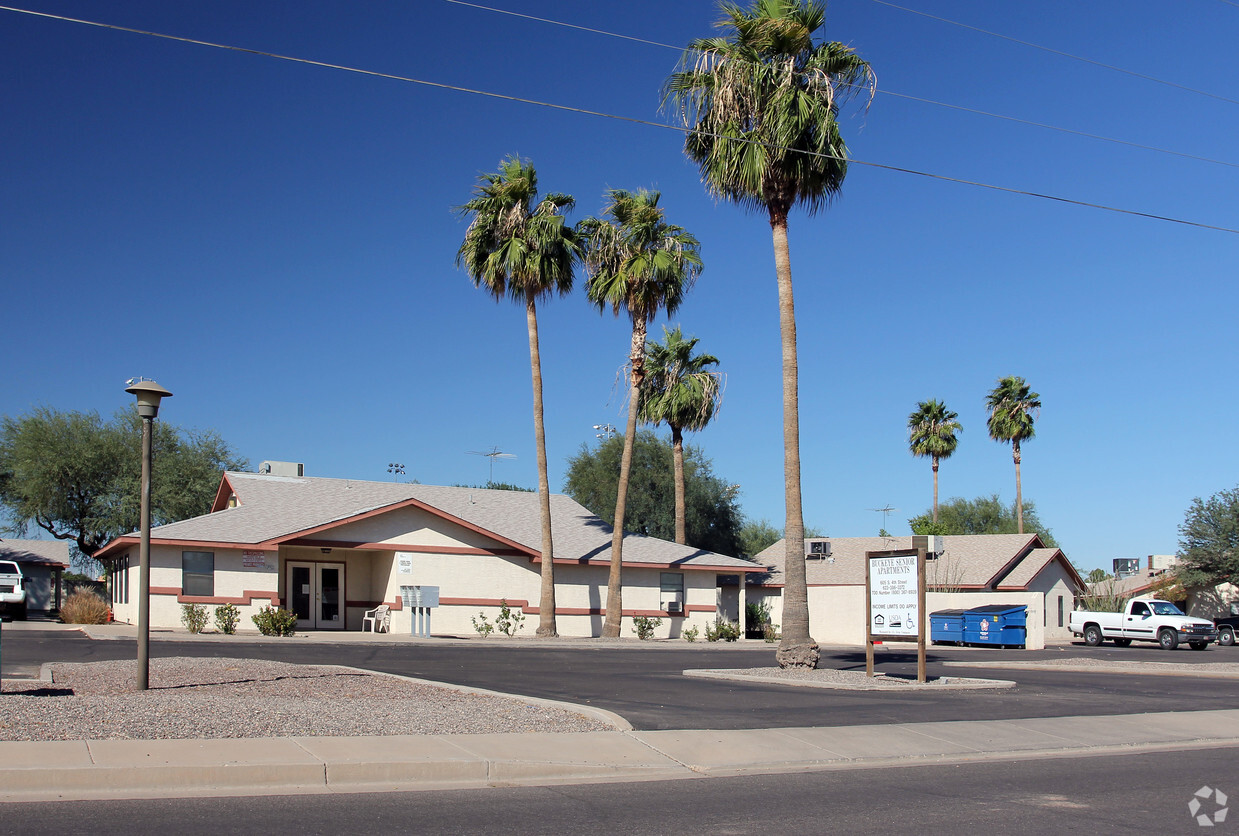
[{"left": 0, "top": 657, "right": 613, "bottom": 742}]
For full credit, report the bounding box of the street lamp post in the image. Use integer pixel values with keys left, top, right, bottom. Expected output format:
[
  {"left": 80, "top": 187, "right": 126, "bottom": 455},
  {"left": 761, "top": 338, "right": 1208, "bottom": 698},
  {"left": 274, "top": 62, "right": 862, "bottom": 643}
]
[{"left": 125, "top": 378, "right": 172, "bottom": 691}]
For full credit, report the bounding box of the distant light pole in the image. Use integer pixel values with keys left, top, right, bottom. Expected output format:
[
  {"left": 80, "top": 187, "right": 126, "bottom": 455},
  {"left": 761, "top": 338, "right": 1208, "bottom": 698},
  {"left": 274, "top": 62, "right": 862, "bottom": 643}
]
[
  {"left": 593, "top": 423, "right": 616, "bottom": 440},
  {"left": 387, "top": 463, "right": 406, "bottom": 482},
  {"left": 125, "top": 378, "right": 172, "bottom": 691}
]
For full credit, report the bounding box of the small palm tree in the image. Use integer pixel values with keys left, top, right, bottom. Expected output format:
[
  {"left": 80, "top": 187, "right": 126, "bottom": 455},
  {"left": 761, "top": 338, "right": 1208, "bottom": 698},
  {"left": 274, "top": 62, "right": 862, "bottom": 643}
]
[
  {"left": 579, "top": 189, "right": 703, "bottom": 638},
  {"left": 639, "top": 326, "right": 723, "bottom": 545},
  {"left": 985, "top": 376, "right": 1041, "bottom": 534},
  {"left": 456, "top": 156, "right": 580, "bottom": 638},
  {"left": 663, "top": 0, "right": 873, "bottom": 669},
  {"left": 907, "top": 400, "right": 962, "bottom": 524}
]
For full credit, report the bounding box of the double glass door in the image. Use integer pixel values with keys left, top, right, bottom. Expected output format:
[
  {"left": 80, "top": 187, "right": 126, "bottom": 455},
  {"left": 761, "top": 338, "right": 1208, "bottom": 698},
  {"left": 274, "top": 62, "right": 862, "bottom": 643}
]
[{"left": 287, "top": 561, "right": 344, "bottom": 630}]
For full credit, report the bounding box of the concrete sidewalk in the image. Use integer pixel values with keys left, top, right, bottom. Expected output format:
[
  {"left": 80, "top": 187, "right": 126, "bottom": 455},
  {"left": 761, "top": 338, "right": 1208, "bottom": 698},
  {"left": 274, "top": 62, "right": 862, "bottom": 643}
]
[{"left": 3, "top": 709, "right": 1238, "bottom": 802}]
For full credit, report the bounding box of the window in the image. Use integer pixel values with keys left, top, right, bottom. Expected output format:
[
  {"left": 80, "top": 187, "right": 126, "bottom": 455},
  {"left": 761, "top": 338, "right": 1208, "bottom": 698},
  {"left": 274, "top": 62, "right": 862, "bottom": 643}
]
[
  {"left": 108, "top": 555, "right": 129, "bottom": 605},
  {"left": 660, "top": 572, "right": 684, "bottom": 612},
  {"left": 1057, "top": 596, "right": 1064, "bottom": 628},
  {"left": 1131, "top": 600, "right": 1149, "bottom": 617},
  {"left": 182, "top": 551, "right": 215, "bottom": 597}
]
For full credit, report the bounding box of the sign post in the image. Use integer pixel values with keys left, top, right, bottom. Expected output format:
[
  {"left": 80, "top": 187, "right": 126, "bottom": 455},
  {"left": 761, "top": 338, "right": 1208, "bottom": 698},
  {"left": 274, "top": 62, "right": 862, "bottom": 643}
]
[{"left": 865, "top": 546, "right": 927, "bottom": 683}]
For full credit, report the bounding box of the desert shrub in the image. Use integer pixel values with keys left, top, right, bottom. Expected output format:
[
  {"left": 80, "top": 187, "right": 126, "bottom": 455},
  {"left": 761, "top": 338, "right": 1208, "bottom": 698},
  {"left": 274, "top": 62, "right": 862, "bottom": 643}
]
[
  {"left": 705, "top": 618, "right": 741, "bottom": 642},
  {"left": 496, "top": 599, "right": 526, "bottom": 637},
  {"left": 632, "top": 616, "right": 662, "bottom": 641},
  {"left": 181, "top": 603, "right": 208, "bottom": 634},
  {"left": 682, "top": 625, "right": 700, "bottom": 642},
  {"left": 251, "top": 605, "right": 298, "bottom": 636},
  {"left": 214, "top": 603, "right": 240, "bottom": 635},
  {"left": 472, "top": 612, "right": 494, "bottom": 637},
  {"left": 59, "top": 590, "right": 110, "bottom": 624}
]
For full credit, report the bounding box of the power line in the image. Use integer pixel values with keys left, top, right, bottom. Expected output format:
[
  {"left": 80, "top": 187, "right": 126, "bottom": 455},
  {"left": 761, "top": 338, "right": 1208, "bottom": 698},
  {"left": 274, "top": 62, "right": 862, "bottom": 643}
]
[
  {"left": 444, "top": 0, "right": 1239, "bottom": 171},
  {"left": 865, "top": 0, "right": 1239, "bottom": 107},
  {"left": 3, "top": 4, "right": 1237, "bottom": 235}
]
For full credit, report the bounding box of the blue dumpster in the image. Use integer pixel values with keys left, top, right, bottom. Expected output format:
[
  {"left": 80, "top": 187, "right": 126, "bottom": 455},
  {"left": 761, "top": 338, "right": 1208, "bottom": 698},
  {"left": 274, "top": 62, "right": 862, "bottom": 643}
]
[
  {"left": 929, "top": 609, "right": 967, "bottom": 645},
  {"left": 962, "top": 605, "right": 1027, "bottom": 648}
]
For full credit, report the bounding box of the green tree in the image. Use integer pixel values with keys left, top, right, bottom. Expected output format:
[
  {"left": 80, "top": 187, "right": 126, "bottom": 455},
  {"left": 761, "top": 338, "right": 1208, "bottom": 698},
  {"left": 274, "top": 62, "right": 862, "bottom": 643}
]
[
  {"left": 1085, "top": 567, "right": 1110, "bottom": 584},
  {"left": 639, "top": 326, "right": 723, "bottom": 545},
  {"left": 907, "top": 494, "right": 1058, "bottom": 548},
  {"left": 563, "top": 430, "right": 742, "bottom": 557},
  {"left": 0, "top": 406, "right": 247, "bottom": 559},
  {"left": 985, "top": 376, "right": 1041, "bottom": 534},
  {"left": 907, "top": 399, "right": 962, "bottom": 524},
  {"left": 456, "top": 156, "right": 580, "bottom": 639},
  {"left": 738, "top": 518, "right": 783, "bottom": 559},
  {"left": 1177, "top": 486, "right": 1239, "bottom": 589},
  {"left": 664, "top": 0, "right": 873, "bottom": 669},
  {"left": 579, "top": 189, "right": 702, "bottom": 637}
]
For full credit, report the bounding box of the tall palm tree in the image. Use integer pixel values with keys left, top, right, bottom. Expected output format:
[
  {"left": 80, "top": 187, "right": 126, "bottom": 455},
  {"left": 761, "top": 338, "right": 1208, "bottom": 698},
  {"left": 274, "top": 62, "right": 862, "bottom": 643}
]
[
  {"left": 663, "top": 0, "right": 872, "bottom": 668},
  {"left": 985, "top": 376, "right": 1041, "bottom": 534},
  {"left": 639, "top": 326, "right": 723, "bottom": 545},
  {"left": 907, "top": 399, "right": 962, "bottom": 524},
  {"left": 456, "top": 156, "right": 579, "bottom": 638},
  {"left": 579, "top": 189, "right": 703, "bottom": 638}
]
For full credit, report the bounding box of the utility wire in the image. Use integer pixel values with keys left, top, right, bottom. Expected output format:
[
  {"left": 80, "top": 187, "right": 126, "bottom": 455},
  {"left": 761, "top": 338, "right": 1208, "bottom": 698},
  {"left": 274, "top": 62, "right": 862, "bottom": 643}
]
[
  {"left": 2, "top": 4, "right": 1237, "bottom": 235},
  {"left": 445, "top": 0, "right": 1239, "bottom": 171},
  {"left": 866, "top": 0, "right": 1239, "bottom": 107}
]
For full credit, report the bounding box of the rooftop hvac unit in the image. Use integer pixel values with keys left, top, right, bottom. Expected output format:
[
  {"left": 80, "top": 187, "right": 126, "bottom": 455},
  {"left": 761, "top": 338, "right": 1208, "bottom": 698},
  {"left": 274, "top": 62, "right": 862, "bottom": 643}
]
[
  {"left": 1113, "top": 557, "right": 1140, "bottom": 578},
  {"left": 259, "top": 461, "right": 304, "bottom": 477},
  {"left": 806, "top": 539, "right": 832, "bottom": 558},
  {"left": 912, "top": 534, "right": 943, "bottom": 555}
]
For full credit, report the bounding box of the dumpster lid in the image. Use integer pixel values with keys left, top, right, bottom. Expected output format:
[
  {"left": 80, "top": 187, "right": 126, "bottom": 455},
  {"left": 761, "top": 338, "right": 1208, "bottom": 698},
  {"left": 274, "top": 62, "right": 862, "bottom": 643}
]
[
  {"left": 929, "top": 609, "right": 968, "bottom": 617},
  {"left": 965, "top": 605, "right": 1027, "bottom": 615}
]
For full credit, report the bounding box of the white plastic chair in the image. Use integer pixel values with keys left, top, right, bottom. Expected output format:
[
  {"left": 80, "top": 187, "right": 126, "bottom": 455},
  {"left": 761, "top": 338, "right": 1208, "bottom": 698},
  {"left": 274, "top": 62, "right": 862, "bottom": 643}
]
[{"left": 362, "top": 604, "right": 391, "bottom": 633}]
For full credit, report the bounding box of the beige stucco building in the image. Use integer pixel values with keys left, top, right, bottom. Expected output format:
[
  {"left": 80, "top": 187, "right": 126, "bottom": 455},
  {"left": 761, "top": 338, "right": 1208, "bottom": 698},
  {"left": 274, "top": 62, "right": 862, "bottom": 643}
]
[
  {"left": 93, "top": 471, "right": 762, "bottom": 638},
  {"left": 749, "top": 534, "right": 1086, "bottom": 650}
]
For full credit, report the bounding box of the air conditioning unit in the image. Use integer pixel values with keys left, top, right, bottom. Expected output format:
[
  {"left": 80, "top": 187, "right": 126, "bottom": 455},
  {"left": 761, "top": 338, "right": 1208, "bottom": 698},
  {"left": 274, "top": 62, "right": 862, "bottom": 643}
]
[
  {"left": 912, "top": 535, "right": 943, "bottom": 555},
  {"left": 666, "top": 600, "right": 683, "bottom": 615},
  {"left": 806, "top": 540, "right": 832, "bottom": 558}
]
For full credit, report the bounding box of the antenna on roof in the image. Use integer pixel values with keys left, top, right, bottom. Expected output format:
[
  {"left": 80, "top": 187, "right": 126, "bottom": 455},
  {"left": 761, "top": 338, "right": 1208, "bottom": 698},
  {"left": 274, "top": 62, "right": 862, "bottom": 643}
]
[
  {"left": 467, "top": 446, "right": 516, "bottom": 484},
  {"left": 868, "top": 504, "right": 897, "bottom": 536}
]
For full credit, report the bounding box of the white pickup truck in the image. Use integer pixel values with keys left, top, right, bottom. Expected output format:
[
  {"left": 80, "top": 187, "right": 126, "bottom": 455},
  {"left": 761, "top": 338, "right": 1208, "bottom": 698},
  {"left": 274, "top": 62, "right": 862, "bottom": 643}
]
[
  {"left": 1069, "top": 597, "right": 1218, "bottom": 650},
  {"left": 0, "top": 560, "right": 27, "bottom": 620}
]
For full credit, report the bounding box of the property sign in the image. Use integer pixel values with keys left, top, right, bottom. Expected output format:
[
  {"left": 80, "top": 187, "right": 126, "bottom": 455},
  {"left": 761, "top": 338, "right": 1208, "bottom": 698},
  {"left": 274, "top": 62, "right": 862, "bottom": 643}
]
[
  {"left": 242, "top": 551, "right": 267, "bottom": 569},
  {"left": 396, "top": 552, "right": 413, "bottom": 575},
  {"left": 868, "top": 553, "right": 919, "bottom": 638}
]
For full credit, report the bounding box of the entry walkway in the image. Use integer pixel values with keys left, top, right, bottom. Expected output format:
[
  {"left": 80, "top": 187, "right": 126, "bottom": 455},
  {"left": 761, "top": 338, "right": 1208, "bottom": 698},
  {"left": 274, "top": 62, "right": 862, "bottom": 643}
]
[{"left": 2, "top": 709, "right": 1238, "bottom": 801}]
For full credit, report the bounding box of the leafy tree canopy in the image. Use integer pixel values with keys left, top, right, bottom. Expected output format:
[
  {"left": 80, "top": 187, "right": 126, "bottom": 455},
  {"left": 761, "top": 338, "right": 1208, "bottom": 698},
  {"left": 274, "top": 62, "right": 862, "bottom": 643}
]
[
  {"left": 563, "top": 430, "right": 741, "bottom": 557},
  {"left": 908, "top": 494, "right": 1058, "bottom": 548},
  {"left": 0, "top": 406, "right": 248, "bottom": 558},
  {"left": 1177, "top": 486, "right": 1239, "bottom": 589},
  {"left": 1085, "top": 567, "right": 1110, "bottom": 584}
]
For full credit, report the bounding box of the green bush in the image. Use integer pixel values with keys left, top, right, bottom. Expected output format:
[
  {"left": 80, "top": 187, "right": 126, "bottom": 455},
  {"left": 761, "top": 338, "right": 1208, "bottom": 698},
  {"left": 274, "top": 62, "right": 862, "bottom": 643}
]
[
  {"left": 632, "top": 615, "right": 662, "bottom": 641},
  {"left": 181, "top": 603, "right": 209, "bottom": 634},
  {"left": 251, "top": 605, "right": 298, "bottom": 636},
  {"left": 214, "top": 603, "right": 240, "bottom": 635},
  {"left": 496, "top": 599, "right": 526, "bottom": 637},
  {"left": 682, "top": 625, "right": 700, "bottom": 642},
  {"left": 472, "top": 612, "right": 494, "bottom": 637},
  {"left": 705, "top": 618, "right": 741, "bottom": 642}
]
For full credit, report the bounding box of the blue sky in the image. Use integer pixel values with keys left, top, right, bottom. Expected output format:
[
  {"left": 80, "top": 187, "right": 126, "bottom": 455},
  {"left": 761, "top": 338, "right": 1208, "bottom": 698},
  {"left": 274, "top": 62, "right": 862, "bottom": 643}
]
[{"left": 4, "top": 0, "right": 1238, "bottom": 573}]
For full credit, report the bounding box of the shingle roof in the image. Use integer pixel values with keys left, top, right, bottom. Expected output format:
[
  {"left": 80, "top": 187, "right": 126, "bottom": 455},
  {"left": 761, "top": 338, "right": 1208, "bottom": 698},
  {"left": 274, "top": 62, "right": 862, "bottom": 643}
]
[
  {"left": 996, "top": 547, "right": 1064, "bottom": 589},
  {"left": 0, "top": 539, "right": 70, "bottom": 568},
  {"left": 101, "top": 472, "right": 757, "bottom": 572},
  {"left": 752, "top": 534, "right": 1061, "bottom": 589}
]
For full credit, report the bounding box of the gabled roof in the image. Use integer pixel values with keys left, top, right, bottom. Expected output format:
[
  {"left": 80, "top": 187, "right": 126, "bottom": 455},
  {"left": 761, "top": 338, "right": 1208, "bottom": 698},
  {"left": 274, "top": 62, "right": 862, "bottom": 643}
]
[
  {"left": 0, "top": 539, "right": 70, "bottom": 568},
  {"left": 96, "top": 472, "right": 759, "bottom": 572},
  {"left": 753, "top": 534, "right": 1083, "bottom": 592},
  {"left": 995, "top": 547, "right": 1082, "bottom": 590}
]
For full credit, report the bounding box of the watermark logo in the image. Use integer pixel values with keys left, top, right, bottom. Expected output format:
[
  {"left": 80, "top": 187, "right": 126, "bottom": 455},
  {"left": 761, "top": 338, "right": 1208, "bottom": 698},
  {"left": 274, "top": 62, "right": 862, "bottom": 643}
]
[{"left": 1189, "top": 786, "right": 1228, "bottom": 827}]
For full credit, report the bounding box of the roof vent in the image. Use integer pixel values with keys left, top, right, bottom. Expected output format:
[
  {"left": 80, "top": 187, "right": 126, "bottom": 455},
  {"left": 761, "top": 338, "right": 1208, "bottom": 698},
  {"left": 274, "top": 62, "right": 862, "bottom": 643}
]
[{"left": 259, "top": 461, "right": 304, "bottom": 477}]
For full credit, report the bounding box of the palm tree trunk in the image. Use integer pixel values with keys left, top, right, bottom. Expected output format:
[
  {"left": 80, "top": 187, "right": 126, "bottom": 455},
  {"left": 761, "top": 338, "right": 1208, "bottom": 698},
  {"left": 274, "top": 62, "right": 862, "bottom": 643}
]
[
  {"left": 671, "top": 424, "right": 686, "bottom": 545},
  {"left": 602, "top": 319, "right": 648, "bottom": 637},
  {"left": 525, "top": 290, "right": 557, "bottom": 638},
  {"left": 769, "top": 210, "right": 818, "bottom": 670},
  {"left": 1013, "top": 439, "right": 1023, "bottom": 535},
  {"left": 932, "top": 456, "right": 940, "bottom": 524}
]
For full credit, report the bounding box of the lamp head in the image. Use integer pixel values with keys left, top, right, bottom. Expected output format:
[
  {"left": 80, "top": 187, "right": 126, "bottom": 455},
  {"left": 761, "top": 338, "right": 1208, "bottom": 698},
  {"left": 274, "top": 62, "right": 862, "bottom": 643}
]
[{"left": 125, "top": 378, "right": 172, "bottom": 419}]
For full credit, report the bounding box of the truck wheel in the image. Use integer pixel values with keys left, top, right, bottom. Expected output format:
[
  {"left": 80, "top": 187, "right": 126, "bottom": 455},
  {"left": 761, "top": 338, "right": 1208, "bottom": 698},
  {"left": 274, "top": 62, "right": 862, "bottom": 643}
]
[
  {"left": 1113, "top": 638, "right": 1132, "bottom": 647},
  {"left": 1221, "top": 628, "right": 1236, "bottom": 647},
  {"left": 1083, "top": 624, "right": 1103, "bottom": 646},
  {"left": 15, "top": 601, "right": 26, "bottom": 621},
  {"left": 1189, "top": 641, "right": 1210, "bottom": 651},
  {"left": 1158, "top": 629, "right": 1179, "bottom": 650}
]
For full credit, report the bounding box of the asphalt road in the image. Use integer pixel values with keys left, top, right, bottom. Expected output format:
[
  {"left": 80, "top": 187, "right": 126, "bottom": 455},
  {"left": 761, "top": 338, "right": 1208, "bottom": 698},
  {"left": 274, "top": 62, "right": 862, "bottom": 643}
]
[
  {"left": 5, "top": 629, "right": 1239, "bottom": 730},
  {"left": 4, "top": 747, "right": 1232, "bottom": 834}
]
